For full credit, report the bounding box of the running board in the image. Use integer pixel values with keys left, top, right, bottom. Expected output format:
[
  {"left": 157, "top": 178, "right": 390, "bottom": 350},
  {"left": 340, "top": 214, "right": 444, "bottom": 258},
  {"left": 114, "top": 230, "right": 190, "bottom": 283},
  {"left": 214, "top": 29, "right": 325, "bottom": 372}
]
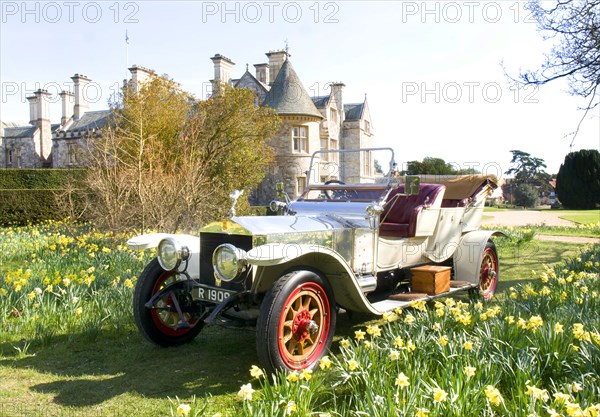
[{"left": 371, "top": 284, "right": 478, "bottom": 313}]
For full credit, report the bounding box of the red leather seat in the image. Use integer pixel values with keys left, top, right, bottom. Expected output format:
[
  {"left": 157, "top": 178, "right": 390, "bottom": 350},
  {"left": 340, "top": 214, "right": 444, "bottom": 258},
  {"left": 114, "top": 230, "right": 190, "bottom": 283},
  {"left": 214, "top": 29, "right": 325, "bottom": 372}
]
[{"left": 380, "top": 184, "right": 446, "bottom": 238}]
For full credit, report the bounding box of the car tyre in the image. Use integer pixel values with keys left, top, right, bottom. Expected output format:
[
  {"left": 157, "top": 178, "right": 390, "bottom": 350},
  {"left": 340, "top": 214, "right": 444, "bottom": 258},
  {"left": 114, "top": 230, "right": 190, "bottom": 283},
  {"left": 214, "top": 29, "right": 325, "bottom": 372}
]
[
  {"left": 256, "top": 270, "right": 336, "bottom": 373},
  {"left": 479, "top": 240, "right": 499, "bottom": 300},
  {"left": 133, "top": 259, "right": 204, "bottom": 346}
]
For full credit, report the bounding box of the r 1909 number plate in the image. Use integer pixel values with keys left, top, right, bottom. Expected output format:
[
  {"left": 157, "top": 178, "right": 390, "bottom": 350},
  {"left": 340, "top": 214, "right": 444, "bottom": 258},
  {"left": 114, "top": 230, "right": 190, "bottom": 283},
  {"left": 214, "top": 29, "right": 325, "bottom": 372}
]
[{"left": 194, "top": 285, "right": 236, "bottom": 303}]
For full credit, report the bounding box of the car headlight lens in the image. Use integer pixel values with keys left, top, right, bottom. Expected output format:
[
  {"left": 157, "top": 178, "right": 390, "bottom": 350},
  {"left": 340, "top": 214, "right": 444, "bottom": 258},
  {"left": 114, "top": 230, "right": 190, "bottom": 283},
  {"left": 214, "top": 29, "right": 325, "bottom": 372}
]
[
  {"left": 157, "top": 238, "right": 189, "bottom": 271},
  {"left": 213, "top": 244, "right": 247, "bottom": 282}
]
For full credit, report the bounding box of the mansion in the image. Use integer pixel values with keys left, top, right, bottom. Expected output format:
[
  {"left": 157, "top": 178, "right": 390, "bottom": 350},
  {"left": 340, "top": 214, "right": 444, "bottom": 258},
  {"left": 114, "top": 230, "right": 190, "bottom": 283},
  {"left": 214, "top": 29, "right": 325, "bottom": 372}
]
[{"left": 1, "top": 49, "right": 375, "bottom": 204}]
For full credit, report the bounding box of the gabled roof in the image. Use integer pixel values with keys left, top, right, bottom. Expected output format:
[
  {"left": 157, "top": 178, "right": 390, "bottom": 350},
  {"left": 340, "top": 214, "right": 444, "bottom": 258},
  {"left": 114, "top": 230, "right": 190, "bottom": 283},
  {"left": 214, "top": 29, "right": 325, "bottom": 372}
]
[
  {"left": 66, "top": 110, "right": 111, "bottom": 132},
  {"left": 344, "top": 103, "right": 365, "bottom": 121},
  {"left": 3, "top": 125, "right": 37, "bottom": 138},
  {"left": 234, "top": 70, "right": 269, "bottom": 94},
  {"left": 312, "top": 95, "right": 331, "bottom": 108},
  {"left": 262, "top": 60, "right": 322, "bottom": 119}
]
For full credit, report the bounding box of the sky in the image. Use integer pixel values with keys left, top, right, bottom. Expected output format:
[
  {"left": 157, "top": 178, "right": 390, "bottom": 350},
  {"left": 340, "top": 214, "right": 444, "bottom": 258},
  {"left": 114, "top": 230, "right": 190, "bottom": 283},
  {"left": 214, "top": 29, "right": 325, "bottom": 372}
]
[{"left": 1, "top": 0, "right": 598, "bottom": 175}]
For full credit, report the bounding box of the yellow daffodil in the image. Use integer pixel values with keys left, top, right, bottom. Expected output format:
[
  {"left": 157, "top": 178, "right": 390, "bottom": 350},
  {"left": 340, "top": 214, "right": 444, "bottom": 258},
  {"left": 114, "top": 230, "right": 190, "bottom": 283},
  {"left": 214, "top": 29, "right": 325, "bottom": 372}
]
[
  {"left": 319, "top": 356, "right": 331, "bottom": 370},
  {"left": 395, "top": 372, "right": 410, "bottom": 388},
  {"left": 249, "top": 365, "right": 264, "bottom": 379},
  {"left": 432, "top": 388, "right": 448, "bottom": 402},
  {"left": 464, "top": 366, "right": 476, "bottom": 378},
  {"left": 484, "top": 385, "right": 503, "bottom": 406},
  {"left": 347, "top": 359, "right": 359, "bottom": 371},
  {"left": 286, "top": 371, "right": 299, "bottom": 383},
  {"left": 355, "top": 329, "right": 366, "bottom": 341},
  {"left": 176, "top": 404, "right": 191, "bottom": 416}
]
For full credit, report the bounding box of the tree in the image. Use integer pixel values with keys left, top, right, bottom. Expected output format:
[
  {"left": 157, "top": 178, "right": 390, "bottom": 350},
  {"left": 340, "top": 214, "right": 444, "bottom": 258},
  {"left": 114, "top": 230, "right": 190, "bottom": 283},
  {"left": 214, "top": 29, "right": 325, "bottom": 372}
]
[
  {"left": 512, "top": 183, "right": 540, "bottom": 208},
  {"left": 556, "top": 149, "right": 600, "bottom": 209},
  {"left": 518, "top": 0, "right": 600, "bottom": 109},
  {"left": 505, "top": 150, "right": 551, "bottom": 188},
  {"left": 402, "top": 157, "right": 480, "bottom": 175},
  {"left": 85, "top": 77, "right": 280, "bottom": 231}
]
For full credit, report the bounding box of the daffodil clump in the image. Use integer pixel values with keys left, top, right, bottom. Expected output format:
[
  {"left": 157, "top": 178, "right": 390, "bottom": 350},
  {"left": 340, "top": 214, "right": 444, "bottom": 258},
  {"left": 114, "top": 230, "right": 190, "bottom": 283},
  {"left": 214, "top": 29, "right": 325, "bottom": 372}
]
[
  {"left": 0, "top": 221, "right": 153, "bottom": 344},
  {"left": 238, "top": 244, "right": 600, "bottom": 416}
]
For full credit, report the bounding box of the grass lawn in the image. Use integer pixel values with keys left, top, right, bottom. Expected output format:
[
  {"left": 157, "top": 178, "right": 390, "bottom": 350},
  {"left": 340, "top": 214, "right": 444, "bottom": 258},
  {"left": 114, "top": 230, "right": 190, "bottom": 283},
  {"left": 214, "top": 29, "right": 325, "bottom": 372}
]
[
  {"left": 551, "top": 209, "right": 600, "bottom": 225},
  {"left": 0, "top": 225, "right": 588, "bottom": 417}
]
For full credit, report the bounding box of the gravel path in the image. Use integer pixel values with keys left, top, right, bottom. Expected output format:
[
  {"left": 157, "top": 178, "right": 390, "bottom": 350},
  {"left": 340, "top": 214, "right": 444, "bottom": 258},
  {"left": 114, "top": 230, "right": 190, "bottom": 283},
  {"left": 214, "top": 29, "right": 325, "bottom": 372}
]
[
  {"left": 481, "top": 210, "right": 574, "bottom": 227},
  {"left": 481, "top": 210, "right": 599, "bottom": 244}
]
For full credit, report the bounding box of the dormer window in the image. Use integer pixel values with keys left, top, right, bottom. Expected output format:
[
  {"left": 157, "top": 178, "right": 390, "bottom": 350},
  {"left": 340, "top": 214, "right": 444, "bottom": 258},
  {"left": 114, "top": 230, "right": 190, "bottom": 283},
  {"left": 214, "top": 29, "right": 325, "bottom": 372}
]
[{"left": 292, "top": 126, "right": 308, "bottom": 153}]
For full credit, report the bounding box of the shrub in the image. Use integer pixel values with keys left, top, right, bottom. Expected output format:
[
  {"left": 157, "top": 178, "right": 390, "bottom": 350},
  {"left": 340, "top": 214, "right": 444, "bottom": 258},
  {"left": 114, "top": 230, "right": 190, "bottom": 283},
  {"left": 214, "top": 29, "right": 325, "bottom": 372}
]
[
  {"left": 513, "top": 183, "right": 540, "bottom": 208},
  {"left": 0, "top": 169, "right": 86, "bottom": 225},
  {"left": 556, "top": 149, "right": 600, "bottom": 209}
]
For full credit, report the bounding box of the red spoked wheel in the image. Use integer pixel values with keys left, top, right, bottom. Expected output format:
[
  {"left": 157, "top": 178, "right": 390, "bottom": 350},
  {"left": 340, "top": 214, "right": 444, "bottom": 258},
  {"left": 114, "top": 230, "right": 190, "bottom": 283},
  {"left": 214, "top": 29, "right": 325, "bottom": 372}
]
[
  {"left": 257, "top": 270, "right": 336, "bottom": 373},
  {"left": 133, "top": 259, "right": 204, "bottom": 346},
  {"left": 479, "top": 240, "right": 499, "bottom": 300}
]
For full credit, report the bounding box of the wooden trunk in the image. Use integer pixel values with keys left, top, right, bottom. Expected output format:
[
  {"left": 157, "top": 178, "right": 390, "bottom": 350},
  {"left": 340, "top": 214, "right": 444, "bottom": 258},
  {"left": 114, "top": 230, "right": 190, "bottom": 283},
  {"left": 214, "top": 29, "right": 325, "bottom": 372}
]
[{"left": 410, "top": 265, "right": 451, "bottom": 295}]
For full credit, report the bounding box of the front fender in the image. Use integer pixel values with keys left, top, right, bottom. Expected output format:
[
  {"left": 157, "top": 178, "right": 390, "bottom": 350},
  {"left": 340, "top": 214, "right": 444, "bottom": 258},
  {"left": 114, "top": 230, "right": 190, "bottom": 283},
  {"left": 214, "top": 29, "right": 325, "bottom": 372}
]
[
  {"left": 127, "top": 233, "right": 201, "bottom": 278},
  {"left": 453, "top": 230, "right": 504, "bottom": 285},
  {"left": 247, "top": 243, "right": 381, "bottom": 315}
]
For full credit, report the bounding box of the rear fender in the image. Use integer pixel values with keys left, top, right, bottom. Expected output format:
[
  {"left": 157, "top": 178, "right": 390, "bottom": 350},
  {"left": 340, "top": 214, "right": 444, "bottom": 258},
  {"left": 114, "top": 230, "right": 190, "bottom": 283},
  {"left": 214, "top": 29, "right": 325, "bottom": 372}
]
[
  {"left": 454, "top": 230, "right": 504, "bottom": 284},
  {"left": 247, "top": 243, "right": 379, "bottom": 314}
]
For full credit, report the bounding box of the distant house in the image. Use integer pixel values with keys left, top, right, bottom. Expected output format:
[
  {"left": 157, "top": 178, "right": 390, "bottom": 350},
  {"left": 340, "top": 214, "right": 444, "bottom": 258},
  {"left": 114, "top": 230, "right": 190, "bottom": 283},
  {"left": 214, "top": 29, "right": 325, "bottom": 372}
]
[
  {"left": 2, "top": 50, "right": 376, "bottom": 205},
  {"left": 210, "top": 50, "right": 375, "bottom": 204}
]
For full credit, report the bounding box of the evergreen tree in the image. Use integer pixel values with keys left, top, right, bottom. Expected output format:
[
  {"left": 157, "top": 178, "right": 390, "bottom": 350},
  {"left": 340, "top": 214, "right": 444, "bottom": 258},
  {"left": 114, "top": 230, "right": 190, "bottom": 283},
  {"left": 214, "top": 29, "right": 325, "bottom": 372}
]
[{"left": 556, "top": 149, "right": 600, "bottom": 209}]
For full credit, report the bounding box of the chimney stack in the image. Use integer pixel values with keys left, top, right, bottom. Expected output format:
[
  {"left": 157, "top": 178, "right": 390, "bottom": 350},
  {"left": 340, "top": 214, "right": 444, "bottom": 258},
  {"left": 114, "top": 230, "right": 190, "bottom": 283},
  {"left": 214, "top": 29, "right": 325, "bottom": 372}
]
[
  {"left": 26, "top": 89, "right": 52, "bottom": 161},
  {"left": 128, "top": 65, "right": 155, "bottom": 93},
  {"left": 254, "top": 63, "right": 269, "bottom": 85},
  {"left": 59, "top": 91, "right": 74, "bottom": 126},
  {"left": 210, "top": 54, "right": 235, "bottom": 92},
  {"left": 71, "top": 74, "right": 91, "bottom": 120},
  {"left": 266, "top": 50, "right": 288, "bottom": 85},
  {"left": 330, "top": 82, "right": 345, "bottom": 123}
]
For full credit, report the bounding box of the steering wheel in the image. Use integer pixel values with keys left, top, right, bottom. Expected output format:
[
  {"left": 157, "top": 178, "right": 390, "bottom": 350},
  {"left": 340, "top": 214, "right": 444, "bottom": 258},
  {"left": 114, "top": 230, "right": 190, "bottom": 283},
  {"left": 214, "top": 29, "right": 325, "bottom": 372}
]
[{"left": 324, "top": 180, "right": 358, "bottom": 200}]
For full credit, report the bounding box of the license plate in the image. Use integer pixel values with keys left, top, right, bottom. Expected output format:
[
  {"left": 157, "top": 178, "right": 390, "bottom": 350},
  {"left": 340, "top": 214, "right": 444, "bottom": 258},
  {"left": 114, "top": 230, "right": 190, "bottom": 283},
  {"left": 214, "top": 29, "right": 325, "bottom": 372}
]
[{"left": 194, "top": 285, "right": 236, "bottom": 303}]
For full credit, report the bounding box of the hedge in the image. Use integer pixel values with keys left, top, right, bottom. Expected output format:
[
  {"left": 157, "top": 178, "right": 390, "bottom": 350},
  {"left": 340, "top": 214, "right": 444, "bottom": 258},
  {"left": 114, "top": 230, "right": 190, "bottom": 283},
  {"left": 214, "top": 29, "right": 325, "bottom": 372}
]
[
  {"left": 0, "top": 169, "right": 86, "bottom": 190},
  {"left": 0, "top": 169, "right": 87, "bottom": 225}
]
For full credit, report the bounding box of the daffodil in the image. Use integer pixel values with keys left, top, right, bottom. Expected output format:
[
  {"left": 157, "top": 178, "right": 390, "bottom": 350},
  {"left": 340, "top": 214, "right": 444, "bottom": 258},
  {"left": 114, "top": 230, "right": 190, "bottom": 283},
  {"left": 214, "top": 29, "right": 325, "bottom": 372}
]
[
  {"left": 176, "top": 404, "right": 191, "bottom": 416},
  {"left": 347, "top": 359, "right": 359, "bottom": 371},
  {"left": 319, "top": 356, "right": 331, "bottom": 370},
  {"left": 354, "top": 329, "right": 366, "bottom": 341},
  {"left": 389, "top": 349, "right": 400, "bottom": 361},
  {"left": 463, "top": 340, "right": 473, "bottom": 351},
  {"left": 484, "top": 385, "right": 503, "bottom": 406},
  {"left": 395, "top": 372, "right": 410, "bottom": 388},
  {"left": 464, "top": 366, "right": 476, "bottom": 378},
  {"left": 237, "top": 383, "right": 254, "bottom": 401},
  {"left": 249, "top": 365, "right": 264, "bottom": 379},
  {"left": 286, "top": 371, "right": 299, "bottom": 383},
  {"left": 432, "top": 388, "right": 448, "bottom": 403},
  {"left": 366, "top": 324, "right": 381, "bottom": 337}
]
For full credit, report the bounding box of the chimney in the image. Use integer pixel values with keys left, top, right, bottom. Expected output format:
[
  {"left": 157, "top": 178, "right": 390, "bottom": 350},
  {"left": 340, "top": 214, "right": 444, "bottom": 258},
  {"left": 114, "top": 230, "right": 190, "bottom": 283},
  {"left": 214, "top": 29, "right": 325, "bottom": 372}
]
[
  {"left": 71, "top": 74, "right": 91, "bottom": 120},
  {"left": 210, "top": 54, "right": 235, "bottom": 92},
  {"left": 27, "top": 94, "right": 39, "bottom": 125},
  {"left": 266, "top": 50, "right": 288, "bottom": 85},
  {"left": 254, "top": 63, "right": 269, "bottom": 85},
  {"left": 59, "top": 91, "right": 74, "bottom": 126},
  {"left": 330, "top": 82, "right": 345, "bottom": 122},
  {"left": 128, "top": 65, "right": 155, "bottom": 93},
  {"left": 29, "top": 89, "right": 52, "bottom": 161}
]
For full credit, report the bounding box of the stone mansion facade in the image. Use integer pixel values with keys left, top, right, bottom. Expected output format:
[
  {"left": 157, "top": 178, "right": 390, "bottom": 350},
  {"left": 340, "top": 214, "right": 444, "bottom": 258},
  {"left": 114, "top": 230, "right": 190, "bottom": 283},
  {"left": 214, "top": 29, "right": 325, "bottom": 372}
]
[{"left": 1, "top": 49, "right": 375, "bottom": 204}]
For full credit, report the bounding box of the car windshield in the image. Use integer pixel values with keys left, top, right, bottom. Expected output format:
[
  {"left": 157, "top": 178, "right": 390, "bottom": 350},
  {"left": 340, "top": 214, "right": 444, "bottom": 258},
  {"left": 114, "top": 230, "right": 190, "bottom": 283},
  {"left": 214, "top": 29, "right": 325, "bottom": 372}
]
[{"left": 299, "top": 148, "right": 395, "bottom": 202}]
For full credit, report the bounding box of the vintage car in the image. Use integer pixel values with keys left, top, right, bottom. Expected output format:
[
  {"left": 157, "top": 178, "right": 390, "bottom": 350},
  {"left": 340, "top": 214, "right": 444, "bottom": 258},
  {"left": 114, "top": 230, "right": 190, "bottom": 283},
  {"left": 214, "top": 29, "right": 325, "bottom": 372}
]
[{"left": 127, "top": 148, "right": 502, "bottom": 373}]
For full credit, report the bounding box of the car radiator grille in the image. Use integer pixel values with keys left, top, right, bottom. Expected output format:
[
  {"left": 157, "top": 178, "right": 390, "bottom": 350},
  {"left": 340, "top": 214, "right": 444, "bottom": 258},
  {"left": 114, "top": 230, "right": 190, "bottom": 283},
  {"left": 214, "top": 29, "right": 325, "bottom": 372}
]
[{"left": 199, "top": 232, "right": 253, "bottom": 292}]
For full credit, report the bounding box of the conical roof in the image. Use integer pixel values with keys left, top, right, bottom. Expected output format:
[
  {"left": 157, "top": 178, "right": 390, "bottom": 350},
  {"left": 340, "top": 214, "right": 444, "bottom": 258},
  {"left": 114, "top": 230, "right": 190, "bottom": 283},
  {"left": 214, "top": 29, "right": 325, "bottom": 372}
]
[{"left": 262, "top": 60, "right": 322, "bottom": 119}]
